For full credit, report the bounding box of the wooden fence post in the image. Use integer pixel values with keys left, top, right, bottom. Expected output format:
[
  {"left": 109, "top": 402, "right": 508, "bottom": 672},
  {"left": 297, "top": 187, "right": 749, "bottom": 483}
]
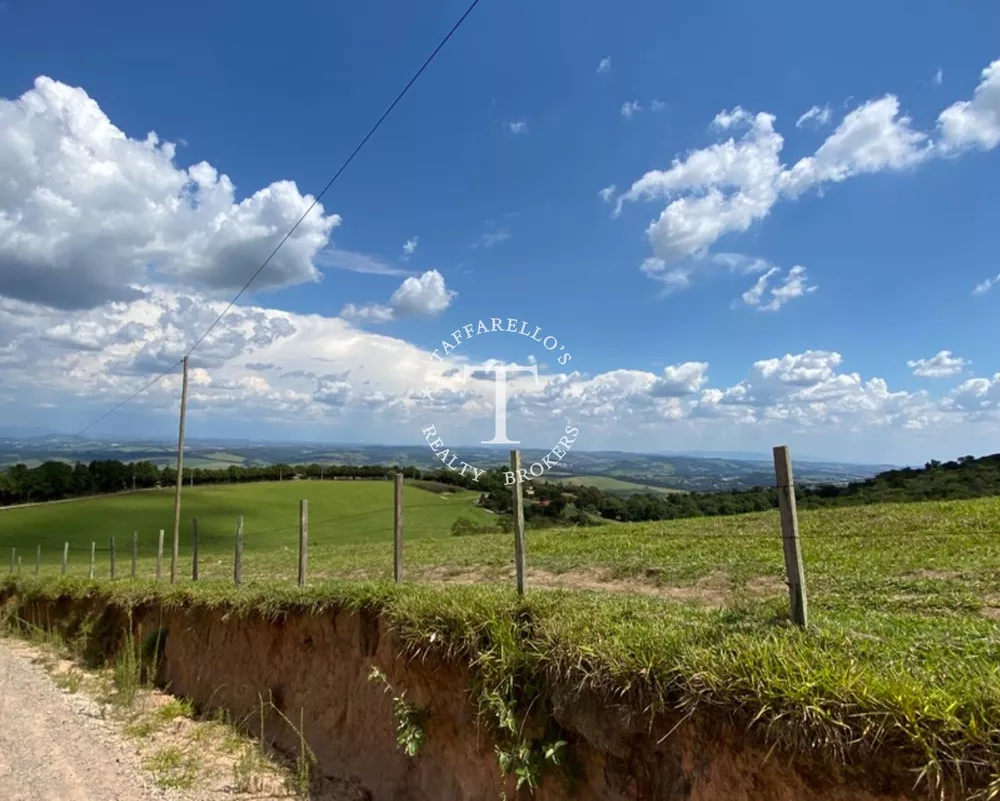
[
  {"left": 62, "top": 543, "right": 68, "bottom": 576},
  {"left": 9, "top": 547, "right": 14, "bottom": 576},
  {"left": 393, "top": 474, "right": 403, "bottom": 583},
  {"left": 192, "top": 518, "right": 199, "bottom": 582},
  {"left": 16, "top": 556, "right": 21, "bottom": 577},
  {"left": 110, "top": 536, "right": 116, "bottom": 579},
  {"left": 89, "top": 542, "right": 95, "bottom": 580},
  {"left": 131, "top": 532, "right": 138, "bottom": 578},
  {"left": 156, "top": 530, "right": 164, "bottom": 581},
  {"left": 773, "top": 445, "right": 809, "bottom": 627},
  {"left": 35, "top": 545, "right": 40, "bottom": 576},
  {"left": 509, "top": 450, "right": 526, "bottom": 596},
  {"left": 234, "top": 516, "right": 244, "bottom": 586},
  {"left": 298, "top": 501, "right": 308, "bottom": 587}
]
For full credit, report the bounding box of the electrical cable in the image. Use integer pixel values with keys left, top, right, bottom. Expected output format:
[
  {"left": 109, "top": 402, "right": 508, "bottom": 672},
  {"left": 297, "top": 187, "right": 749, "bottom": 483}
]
[{"left": 73, "top": 0, "right": 483, "bottom": 437}]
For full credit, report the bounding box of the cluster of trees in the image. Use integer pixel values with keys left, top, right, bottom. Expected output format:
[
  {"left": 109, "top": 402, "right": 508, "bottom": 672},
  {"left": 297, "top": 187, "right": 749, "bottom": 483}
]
[
  {"left": 0, "top": 458, "right": 412, "bottom": 506},
  {"left": 558, "top": 454, "right": 1000, "bottom": 523},
  {"left": 4, "top": 453, "right": 1000, "bottom": 525},
  {"left": 424, "top": 454, "right": 1000, "bottom": 526}
]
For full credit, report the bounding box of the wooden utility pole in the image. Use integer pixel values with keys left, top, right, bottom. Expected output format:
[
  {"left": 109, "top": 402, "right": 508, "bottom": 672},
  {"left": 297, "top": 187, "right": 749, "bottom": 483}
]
[
  {"left": 62, "top": 543, "right": 68, "bottom": 576},
  {"left": 393, "top": 474, "right": 403, "bottom": 583},
  {"left": 510, "top": 451, "right": 526, "bottom": 595},
  {"left": 171, "top": 355, "right": 190, "bottom": 584},
  {"left": 34, "top": 545, "right": 40, "bottom": 576},
  {"left": 773, "top": 445, "right": 808, "bottom": 627},
  {"left": 89, "top": 542, "right": 95, "bottom": 580},
  {"left": 131, "top": 532, "right": 138, "bottom": 578},
  {"left": 156, "top": 530, "right": 164, "bottom": 581}
]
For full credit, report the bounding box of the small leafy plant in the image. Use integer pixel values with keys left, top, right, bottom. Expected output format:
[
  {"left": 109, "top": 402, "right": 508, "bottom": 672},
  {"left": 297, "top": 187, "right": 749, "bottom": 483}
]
[
  {"left": 486, "top": 692, "right": 568, "bottom": 797},
  {"left": 367, "top": 666, "right": 429, "bottom": 757}
]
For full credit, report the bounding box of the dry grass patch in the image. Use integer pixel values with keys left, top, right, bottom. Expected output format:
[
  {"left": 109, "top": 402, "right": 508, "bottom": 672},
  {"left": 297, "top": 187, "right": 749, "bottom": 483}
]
[{"left": 414, "top": 564, "right": 788, "bottom": 607}]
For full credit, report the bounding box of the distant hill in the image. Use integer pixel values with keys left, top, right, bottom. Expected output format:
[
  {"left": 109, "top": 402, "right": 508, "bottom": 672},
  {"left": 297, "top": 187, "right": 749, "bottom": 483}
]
[
  {"left": 657, "top": 448, "right": 901, "bottom": 470},
  {"left": 498, "top": 452, "right": 1000, "bottom": 525},
  {"left": 0, "top": 427, "right": 60, "bottom": 439},
  {"left": 0, "top": 436, "right": 895, "bottom": 492}
]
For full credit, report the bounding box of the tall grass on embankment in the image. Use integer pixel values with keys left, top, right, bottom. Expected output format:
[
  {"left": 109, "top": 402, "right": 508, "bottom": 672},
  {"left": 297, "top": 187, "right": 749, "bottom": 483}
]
[{"left": 3, "top": 556, "right": 1000, "bottom": 797}]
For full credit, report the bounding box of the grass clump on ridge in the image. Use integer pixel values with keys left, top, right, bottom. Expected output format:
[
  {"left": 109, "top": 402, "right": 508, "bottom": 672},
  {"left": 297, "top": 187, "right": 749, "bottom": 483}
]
[{"left": 4, "top": 562, "right": 1000, "bottom": 796}]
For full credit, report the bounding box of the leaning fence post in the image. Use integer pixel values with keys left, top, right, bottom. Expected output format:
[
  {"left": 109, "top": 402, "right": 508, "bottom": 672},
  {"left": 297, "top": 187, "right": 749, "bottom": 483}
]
[
  {"left": 110, "top": 536, "right": 116, "bottom": 579},
  {"left": 131, "top": 532, "right": 138, "bottom": 578},
  {"left": 35, "top": 545, "right": 40, "bottom": 576},
  {"left": 89, "top": 542, "right": 95, "bottom": 580},
  {"left": 192, "top": 517, "right": 199, "bottom": 582},
  {"left": 773, "top": 445, "right": 808, "bottom": 627},
  {"left": 156, "top": 530, "right": 164, "bottom": 581},
  {"left": 509, "top": 450, "right": 526, "bottom": 596},
  {"left": 393, "top": 474, "right": 403, "bottom": 583},
  {"left": 298, "top": 501, "right": 308, "bottom": 587},
  {"left": 234, "top": 516, "right": 244, "bottom": 586},
  {"left": 62, "top": 543, "right": 69, "bottom": 576}
]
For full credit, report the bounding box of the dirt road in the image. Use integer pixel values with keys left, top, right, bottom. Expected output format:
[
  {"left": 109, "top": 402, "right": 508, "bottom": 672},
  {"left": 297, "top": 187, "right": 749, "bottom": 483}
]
[{"left": 0, "top": 640, "right": 183, "bottom": 801}]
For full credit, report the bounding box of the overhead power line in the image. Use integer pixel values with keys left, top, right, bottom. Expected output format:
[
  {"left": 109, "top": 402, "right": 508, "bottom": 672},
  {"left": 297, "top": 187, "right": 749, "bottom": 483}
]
[{"left": 75, "top": 0, "right": 484, "bottom": 438}]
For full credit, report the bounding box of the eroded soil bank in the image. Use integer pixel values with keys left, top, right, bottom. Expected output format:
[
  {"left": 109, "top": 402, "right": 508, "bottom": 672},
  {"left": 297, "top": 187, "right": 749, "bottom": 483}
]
[{"left": 8, "top": 594, "right": 929, "bottom": 801}]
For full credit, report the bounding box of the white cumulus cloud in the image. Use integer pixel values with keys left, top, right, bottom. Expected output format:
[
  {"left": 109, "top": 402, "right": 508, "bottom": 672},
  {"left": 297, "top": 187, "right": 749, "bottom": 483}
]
[
  {"left": 610, "top": 57, "right": 1000, "bottom": 289},
  {"left": 937, "top": 60, "right": 1000, "bottom": 151},
  {"left": 739, "top": 265, "right": 817, "bottom": 312},
  {"left": 907, "top": 350, "right": 970, "bottom": 378},
  {"left": 621, "top": 101, "right": 642, "bottom": 119},
  {"left": 597, "top": 57, "right": 611, "bottom": 74},
  {"left": 341, "top": 270, "right": 456, "bottom": 324},
  {"left": 0, "top": 77, "right": 340, "bottom": 310}
]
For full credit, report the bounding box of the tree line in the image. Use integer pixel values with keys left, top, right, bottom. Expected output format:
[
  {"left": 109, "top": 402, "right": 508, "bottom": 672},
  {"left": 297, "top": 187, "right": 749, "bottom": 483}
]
[
  {"left": 2, "top": 453, "right": 999, "bottom": 524},
  {"left": 420, "top": 454, "right": 1000, "bottom": 524},
  {"left": 0, "top": 459, "right": 417, "bottom": 506}
]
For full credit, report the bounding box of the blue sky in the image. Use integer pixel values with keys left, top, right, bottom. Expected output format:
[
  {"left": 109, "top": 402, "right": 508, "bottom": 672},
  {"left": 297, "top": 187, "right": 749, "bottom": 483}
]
[{"left": 1, "top": 0, "right": 999, "bottom": 465}]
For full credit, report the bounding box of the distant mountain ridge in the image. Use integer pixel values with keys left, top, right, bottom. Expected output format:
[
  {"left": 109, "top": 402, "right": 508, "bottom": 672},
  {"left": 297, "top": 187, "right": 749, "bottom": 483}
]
[{"left": 0, "top": 434, "right": 903, "bottom": 492}]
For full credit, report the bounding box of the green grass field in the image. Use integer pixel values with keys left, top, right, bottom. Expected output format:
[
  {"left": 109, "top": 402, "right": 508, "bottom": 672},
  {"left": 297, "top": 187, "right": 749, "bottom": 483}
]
[
  {"left": 0, "top": 480, "right": 494, "bottom": 575},
  {"left": 3, "top": 484, "right": 1000, "bottom": 792},
  {"left": 552, "top": 474, "right": 685, "bottom": 494}
]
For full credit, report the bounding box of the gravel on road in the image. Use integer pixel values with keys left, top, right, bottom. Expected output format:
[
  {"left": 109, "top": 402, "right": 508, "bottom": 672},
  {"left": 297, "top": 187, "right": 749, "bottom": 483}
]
[{"left": 0, "top": 639, "right": 188, "bottom": 801}]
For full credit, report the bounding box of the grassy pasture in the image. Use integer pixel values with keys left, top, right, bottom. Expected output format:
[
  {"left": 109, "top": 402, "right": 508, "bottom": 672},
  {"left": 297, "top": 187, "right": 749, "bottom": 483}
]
[
  {"left": 3, "top": 491, "right": 1000, "bottom": 791},
  {"left": 551, "top": 474, "right": 685, "bottom": 494},
  {"left": 0, "top": 480, "right": 493, "bottom": 573}
]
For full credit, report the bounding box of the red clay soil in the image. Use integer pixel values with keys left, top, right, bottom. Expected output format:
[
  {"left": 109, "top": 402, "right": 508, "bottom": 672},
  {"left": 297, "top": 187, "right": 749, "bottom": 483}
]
[{"left": 12, "top": 597, "right": 943, "bottom": 801}]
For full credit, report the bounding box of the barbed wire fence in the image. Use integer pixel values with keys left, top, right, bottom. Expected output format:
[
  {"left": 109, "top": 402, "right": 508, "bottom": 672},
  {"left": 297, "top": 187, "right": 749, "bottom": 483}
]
[
  {"left": 9, "top": 444, "right": 995, "bottom": 625},
  {"left": 6, "top": 445, "right": 942, "bottom": 626}
]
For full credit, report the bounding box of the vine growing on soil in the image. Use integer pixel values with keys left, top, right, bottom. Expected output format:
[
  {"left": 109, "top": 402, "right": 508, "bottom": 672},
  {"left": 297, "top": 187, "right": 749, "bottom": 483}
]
[{"left": 367, "top": 666, "right": 430, "bottom": 757}]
